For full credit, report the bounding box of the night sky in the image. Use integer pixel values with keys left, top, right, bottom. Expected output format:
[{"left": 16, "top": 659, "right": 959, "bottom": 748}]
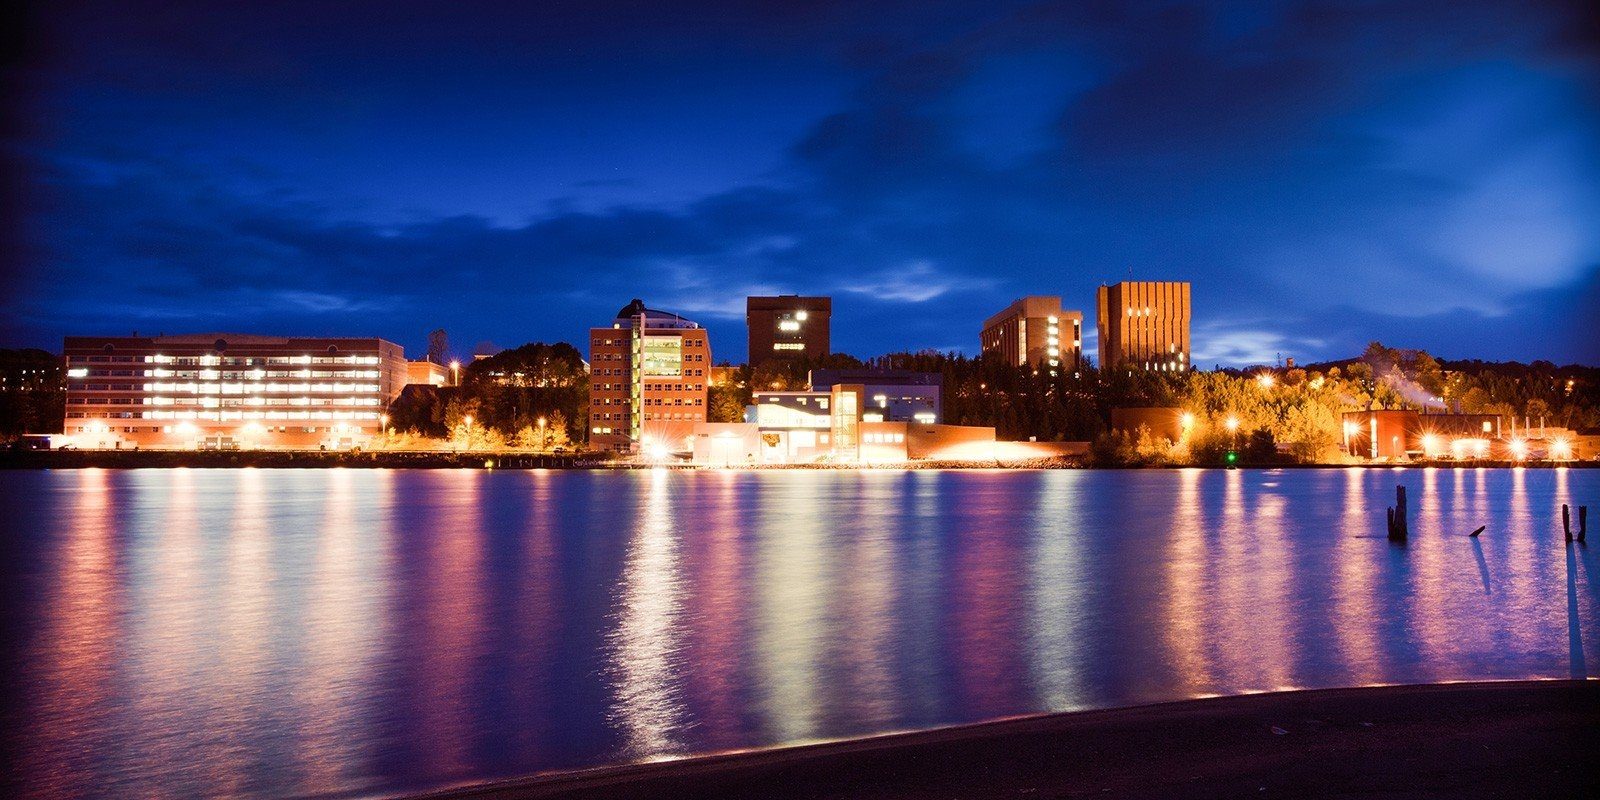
[{"left": 5, "top": 1, "right": 1598, "bottom": 366}]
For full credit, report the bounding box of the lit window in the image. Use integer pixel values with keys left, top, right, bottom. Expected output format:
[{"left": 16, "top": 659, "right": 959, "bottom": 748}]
[
  {"left": 778, "top": 320, "right": 801, "bottom": 331},
  {"left": 774, "top": 343, "right": 805, "bottom": 351},
  {"left": 796, "top": 310, "right": 808, "bottom": 321}
]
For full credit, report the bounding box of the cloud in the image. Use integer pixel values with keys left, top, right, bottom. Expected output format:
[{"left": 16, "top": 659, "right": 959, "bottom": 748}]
[
  {"left": 840, "top": 261, "right": 991, "bottom": 303},
  {"left": 5, "top": 0, "right": 1599, "bottom": 366}
]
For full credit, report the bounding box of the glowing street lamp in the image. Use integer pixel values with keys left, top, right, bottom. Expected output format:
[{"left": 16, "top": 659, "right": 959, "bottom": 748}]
[
  {"left": 1256, "top": 373, "right": 1275, "bottom": 389},
  {"left": 450, "top": 360, "right": 461, "bottom": 387},
  {"left": 537, "top": 416, "right": 547, "bottom": 450},
  {"left": 1509, "top": 438, "right": 1527, "bottom": 461},
  {"left": 1179, "top": 411, "right": 1195, "bottom": 433},
  {"left": 1225, "top": 416, "right": 1240, "bottom": 434},
  {"left": 379, "top": 413, "right": 389, "bottom": 436},
  {"left": 1550, "top": 438, "right": 1572, "bottom": 461}
]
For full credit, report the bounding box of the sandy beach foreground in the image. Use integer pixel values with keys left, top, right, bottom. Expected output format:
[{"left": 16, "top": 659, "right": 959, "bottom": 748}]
[{"left": 410, "top": 681, "right": 1597, "bottom": 800}]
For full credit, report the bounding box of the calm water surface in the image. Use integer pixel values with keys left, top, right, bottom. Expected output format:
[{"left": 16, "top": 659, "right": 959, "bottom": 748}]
[{"left": 3, "top": 467, "right": 1598, "bottom": 799}]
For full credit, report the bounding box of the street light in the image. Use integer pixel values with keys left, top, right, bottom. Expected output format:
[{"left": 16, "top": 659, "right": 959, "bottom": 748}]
[
  {"left": 537, "top": 416, "right": 547, "bottom": 451},
  {"left": 450, "top": 360, "right": 461, "bottom": 387},
  {"left": 379, "top": 413, "right": 389, "bottom": 436},
  {"left": 1225, "top": 415, "right": 1240, "bottom": 463}
]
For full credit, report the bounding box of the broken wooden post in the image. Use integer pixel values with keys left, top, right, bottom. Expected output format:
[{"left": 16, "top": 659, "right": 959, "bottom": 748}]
[
  {"left": 1563, "top": 504, "right": 1572, "bottom": 543},
  {"left": 1387, "top": 485, "right": 1408, "bottom": 542},
  {"left": 1580, "top": 506, "right": 1588, "bottom": 544},
  {"left": 1469, "top": 525, "right": 1485, "bottom": 537}
]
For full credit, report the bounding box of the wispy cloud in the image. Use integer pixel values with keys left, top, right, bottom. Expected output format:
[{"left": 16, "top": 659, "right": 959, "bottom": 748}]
[{"left": 840, "top": 261, "right": 992, "bottom": 303}]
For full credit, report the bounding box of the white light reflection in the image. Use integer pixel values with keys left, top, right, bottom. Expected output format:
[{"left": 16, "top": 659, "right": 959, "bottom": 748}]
[
  {"left": 607, "top": 468, "right": 689, "bottom": 757},
  {"left": 1028, "top": 471, "right": 1090, "bottom": 710}
]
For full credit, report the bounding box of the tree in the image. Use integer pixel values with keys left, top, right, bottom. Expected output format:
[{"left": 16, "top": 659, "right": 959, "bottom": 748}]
[
  {"left": 709, "top": 384, "right": 747, "bottom": 423},
  {"left": 427, "top": 329, "right": 449, "bottom": 364}
]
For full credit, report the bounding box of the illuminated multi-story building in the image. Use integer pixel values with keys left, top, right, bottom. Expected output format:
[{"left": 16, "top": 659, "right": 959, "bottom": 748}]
[
  {"left": 589, "top": 299, "right": 711, "bottom": 454},
  {"left": 980, "top": 296, "right": 1083, "bottom": 372},
  {"left": 1096, "top": 281, "right": 1191, "bottom": 371},
  {"left": 746, "top": 295, "right": 830, "bottom": 368},
  {"left": 61, "top": 334, "right": 407, "bottom": 450}
]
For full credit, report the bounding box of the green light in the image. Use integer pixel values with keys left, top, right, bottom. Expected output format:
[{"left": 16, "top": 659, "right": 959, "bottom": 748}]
[{"left": 1225, "top": 451, "right": 1238, "bottom": 464}]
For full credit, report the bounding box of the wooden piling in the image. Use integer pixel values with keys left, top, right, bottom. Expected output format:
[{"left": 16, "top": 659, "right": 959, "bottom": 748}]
[
  {"left": 1469, "top": 525, "right": 1485, "bottom": 537},
  {"left": 1388, "top": 486, "right": 1408, "bottom": 542},
  {"left": 1563, "top": 504, "right": 1572, "bottom": 543},
  {"left": 1580, "top": 506, "right": 1588, "bottom": 544}
]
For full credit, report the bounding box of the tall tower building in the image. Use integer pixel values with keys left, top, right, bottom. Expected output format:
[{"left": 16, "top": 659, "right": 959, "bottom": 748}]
[
  {"left": 1096, "top": 281, "right": 1191, "bottom": 371},
  {"left": 980, "top": 296, "right": 1083, "bottom": 372},
  {"left": 746, "top": 295, "right": 831, "bottom": 368},
  {"left": 589, "top": 299, "right": 711, "bottom": 454}
]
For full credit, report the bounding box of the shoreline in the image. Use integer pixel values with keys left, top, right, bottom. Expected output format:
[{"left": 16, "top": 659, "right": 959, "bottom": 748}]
[
  {"left": 398, "top": 680, "right": 1597, "bottom": 800},
  {"left": 1, "top": 449, "right": 1595, "bottom": 470}
]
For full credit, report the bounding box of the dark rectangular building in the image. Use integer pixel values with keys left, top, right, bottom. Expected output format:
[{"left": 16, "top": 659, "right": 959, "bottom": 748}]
[{"left": 747, "top": 295, "right": 830, "bottom": 367}]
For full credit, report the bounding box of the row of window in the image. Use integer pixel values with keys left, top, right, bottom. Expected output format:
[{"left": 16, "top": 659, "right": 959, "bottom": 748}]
[
  {"left": 76, "top": 355, "right": 381, "bottom": 366},
  {"left": 70, "top": 397, "right": 378, "bottom": 407},
  {"left": 69, "top": 369, "right": 382, "bottom": 380},
  {"left": 641, "top": 412, "right": 703, "bottom": 421},
  {"left": 863, "top": 432, "right": 907, "bottom": 444},
  {"left": 68, "top": 424, "right": 356, "bottom": 433},
  {"left": 643, "top": 396, "right": 703, "bottom": 406}
]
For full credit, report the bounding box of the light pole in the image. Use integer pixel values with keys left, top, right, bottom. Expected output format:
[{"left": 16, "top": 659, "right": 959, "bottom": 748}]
[
  {"left": 537, "top": 416, "right": 547, "bottom": 451},
  {"left": 450, "top": 360, "right": 461, "bottom": 387},
  {"left": 1225, "top": 415, "right": 1240, "bottom": 462}
]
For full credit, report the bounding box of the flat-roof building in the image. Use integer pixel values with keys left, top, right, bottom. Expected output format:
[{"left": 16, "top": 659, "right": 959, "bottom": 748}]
[
  {"left": 589, "top": 299, "right": 711, "bottom": 454},
  {"left": 406, "top": 359, "right": 449, "bottom": 387},
  {"left": 747, "top": 295, "right": 830, "bottom": 368},
  {"left": 1096, "top": 281, "right": 1191, "bottom": 371},
  {"left": 809, "top": 368, "right": 940, "bottom": 423},
  {"left": 61, "top": 334, "right": 406, "bottom": 450},
  {"left": 981, "top": 296, "right": 1083, "bottom": 372}
]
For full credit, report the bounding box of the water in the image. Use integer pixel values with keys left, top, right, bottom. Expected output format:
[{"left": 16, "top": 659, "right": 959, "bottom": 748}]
[{"left": 3, "top": 467, "right": 1598, "bottom": 799}]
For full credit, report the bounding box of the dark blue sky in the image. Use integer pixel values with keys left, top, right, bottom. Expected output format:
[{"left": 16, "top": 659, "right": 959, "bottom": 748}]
[{"left": 5, "top": 0, "right": 1598, "bottom": 365}]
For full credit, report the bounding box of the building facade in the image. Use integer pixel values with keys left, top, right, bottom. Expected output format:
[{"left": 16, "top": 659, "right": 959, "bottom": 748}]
[
  {"left": 1096, "top": 281, "right": 1191, "bottom": 371},
  {"left": 746, "top": 295, "right": 831, "bottom": 368},
  {"left": 809, "top": 368, "right": 940, "bottom": 423},
  {"left": 61, "top": 334, "right": 406, "bottom": 450},
  {"left": 980, "top": 296, "right": 1083, "bottom": 373},
  {"left": 694, "top": 383, "right": 1007, "bottom": 465},
  {"left": 589, "top": 299, "right": 711, "bottom": 454},
  {"left": 406, "top": 359, "right": 449, "bottom": 387}
]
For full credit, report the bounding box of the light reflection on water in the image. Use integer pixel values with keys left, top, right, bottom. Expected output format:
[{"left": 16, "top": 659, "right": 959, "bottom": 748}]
[{"left": 3, "top": 467, "right": 1599, "bottom": 799}]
